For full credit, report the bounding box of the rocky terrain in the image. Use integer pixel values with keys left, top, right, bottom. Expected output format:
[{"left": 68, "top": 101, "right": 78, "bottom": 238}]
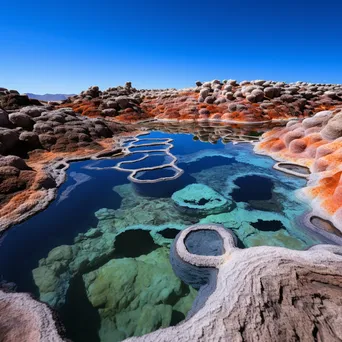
[
  {"left": 0, "top": 87, "right": 134, "bottom": 231},
  {"left": 0, "top": 286, "right": 66, "bottom": 342},
  {"left": 60, "top": 80, "right": 342, "bottom": 123},
  {"left": 256, "top": 106, "right": 342, "bottom": 232},
  {"left": 128, "top": 224, "right": 342, "bottom": 342},
  {"left": 2, "top": 224, "right": 342, "bottom": 342},
  {"left": 0, "top": 87, "right": 41, "bottom": 110},
  {"left": 1, "top": 80, "right": 342, "bottom": 342}
]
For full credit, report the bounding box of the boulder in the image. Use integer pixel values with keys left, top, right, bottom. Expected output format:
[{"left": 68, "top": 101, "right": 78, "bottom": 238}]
[
  {"left": 9, "top": 113, "right": 34, "bottom": 130},
  {"left": 0, "top": 93, "right": 41, "bottom": 110},
  {"left": 19, "top": 132, "right": 41, "bottom": 150},
  {"left": 0, "top": 128, "right": 20, "bottom": 153},
  {"left": 116, "top": 96, "right": 130, "bottom": 109},
  {"left": 233, "top": 90, "right": 243, "bottom": 98},
  {"left": 321, "top": 112, "right": 342, "bottom": 140},
  {"left": 264, "top": 87, "right": 276, "bottom": 99},
  {"left": 204, "top": 96, "right": 216, "bottom": 104},
  {"left": 253, "top": 80, "right": 266, "bottom": 86},
  {"left": 0, "top": 109, "right": 10, "bottom": 127},
  {"left": 251, "top": 89, "right": 264, "bottom": 102},
  {"left": 33, "top": 122, "right": 54, "bottom": 134},
  {"left": 324, "top": 91, "right": 337, "bottom": 99},
  {"left": 0, "top": 155, "right": 30, "bottom": 170},
  {"left": 246, "top": 94, "right": 257, "bottom": 103},
  {"left": 19, "top": 106, "right": 46, "bottom": 118},
  {"left": 226, "top": 92, "right": 234, "bottom": 100},
  {"left": 102, "top": 108, "right": 117, "bottom": 117},
  {"left": 199, "top": 88, "right": 210, "bottom": 99},
  {"left": 38, "top": 134, "right": 57, "bottom": 150}
]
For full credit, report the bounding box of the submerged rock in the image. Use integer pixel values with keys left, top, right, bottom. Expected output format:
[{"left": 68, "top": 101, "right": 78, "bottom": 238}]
[
  {"left": 83, "top": 247, "right": 196, "bottom": 341},
  {"left": 172, "top": 183, "right": 230, "bottom": 216},
  {"left": 128, "top": 225, "right": 342, "bottom": 342}
]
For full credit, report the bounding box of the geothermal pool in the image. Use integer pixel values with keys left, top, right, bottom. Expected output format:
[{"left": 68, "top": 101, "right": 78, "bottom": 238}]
[{"left": 0, "top": 127, "right": 334, "bottom": 342}]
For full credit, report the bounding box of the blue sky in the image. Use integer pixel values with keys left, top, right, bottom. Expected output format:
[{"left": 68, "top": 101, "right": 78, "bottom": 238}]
[{"left": 1, "top": 0, "right": 341, "bottom": 94}]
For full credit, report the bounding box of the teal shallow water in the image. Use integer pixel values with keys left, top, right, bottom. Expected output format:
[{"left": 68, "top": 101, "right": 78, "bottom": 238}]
[{"left": 0, "top": 129, "right": 333, "bottom": 342}]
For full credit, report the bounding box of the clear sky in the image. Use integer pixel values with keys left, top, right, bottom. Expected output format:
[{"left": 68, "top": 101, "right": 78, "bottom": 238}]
[{"left": 1, "top": 0, "right": 341, "bottom": 94}]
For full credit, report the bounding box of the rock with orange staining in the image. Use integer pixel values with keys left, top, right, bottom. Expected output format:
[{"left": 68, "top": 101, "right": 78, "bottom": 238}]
[
  {"left": 270, "top": 140, "right": 286, "bottom": 152},
  {"left": 59, "top": 80, "right": 342, "bottom": 124},
  {"left": 289, "top": 138, "right": 307, "bottom": 154},
  {"left": 255, "top": 106, "right": 342, "bottom": 232}
]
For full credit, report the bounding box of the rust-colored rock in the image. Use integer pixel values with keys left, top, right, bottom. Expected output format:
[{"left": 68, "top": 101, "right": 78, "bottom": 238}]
[
  {"left": 59, "top": 80, "right": 342, "bottom": 123},
  {"left": 255, "top": 107, "right": 342, "bottom": 231}
]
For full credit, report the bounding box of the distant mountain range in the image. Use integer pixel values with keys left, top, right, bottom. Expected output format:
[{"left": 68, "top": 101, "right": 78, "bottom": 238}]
[{"left": 26, "top": 93, "right": 76, "bottom": 101}]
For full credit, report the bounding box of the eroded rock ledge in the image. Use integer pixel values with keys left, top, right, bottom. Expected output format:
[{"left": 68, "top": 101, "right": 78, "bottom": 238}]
[
  {"left": 0, "top": 288, "right": 66, "bottom": 342},
  {"left": 0, "top": 102, "right": 135, "bottom": 232},
  {"left": 127, "top": 224, "right": 342, "bottom": 342},
  {"left": 255, "top": 106, "right": 342, "bottom": 232}
]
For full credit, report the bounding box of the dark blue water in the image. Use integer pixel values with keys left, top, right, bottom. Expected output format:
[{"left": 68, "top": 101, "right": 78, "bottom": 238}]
[
  {"left": 0, "top": 132, "right": 228, "bottom": 294},
  {"left": 178, "top": 155, "right": 236, "bottom": 174},
  {"left": 129, "top": 144, "right": 169, "bottom": 152},
  {"left": 0, "top": 161, "right": 129, "bottom": 293},
  {"left": 118, "top": 154, "right": 172, "bottom": 170},
  {"left": 0, "top": 131, "right": 327, "bottom": 294},
  {"left": 0, "top": 129, "right": 333, "bottom": 342},
  {"left": 135, "top": 167, "right": 177, "bottom": 180},
  {"left": 232, "top": 175, "right": 274, "bottom": 202}
]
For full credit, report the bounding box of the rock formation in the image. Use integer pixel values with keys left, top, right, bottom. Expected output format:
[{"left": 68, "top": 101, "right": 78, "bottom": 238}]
[
  {"left": 4, "top": 223, "right": 341, "bottom": 342},
  {"left": 0, "top": 90, "right": 135, "bottom": 232},
  {"left": 1, "top": 80, "right": 342, "bottom": 342},
  {"left": 255, "top": 106, "right": 342, "bottom": 232},
  {"left": 172, "top": 183, "right": 230, "bottom": 216},
  {"left": 0, "top": 87, "right": 42, "bottom": 110},
  {"left": 60, "top": 80, "right": 342, "bottom": 123},
  {"left": 127, "top": 224, "right": 342, "bottom": 342},
  {"left": 0, "top": 288, "right": 66, "bottom": 342},
  {"left": 83, "top": 247, "right": 196, "bottom": 341},
  {"left": 114, "top": 134, "right": 183, "bottom": 186}
]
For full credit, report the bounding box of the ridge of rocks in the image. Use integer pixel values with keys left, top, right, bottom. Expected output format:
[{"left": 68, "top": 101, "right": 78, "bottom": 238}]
[
  {"left": 255, "top": 106, "right": 342, "bottom": 232},
  {"left": 60, "top": 80, "right": 342, "bottom": 123}
]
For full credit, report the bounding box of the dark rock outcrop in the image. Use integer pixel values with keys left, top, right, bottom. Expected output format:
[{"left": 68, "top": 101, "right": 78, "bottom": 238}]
[{"left": 0, "top": 88, "right": 42, "bottom": 110}]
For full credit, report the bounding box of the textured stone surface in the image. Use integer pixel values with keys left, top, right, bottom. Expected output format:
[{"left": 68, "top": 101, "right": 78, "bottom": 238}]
[
  {"left": 0, "top": 138, "right": 126, "bottom": 233},
  {"left": 0, "top": 97, "right": 135, "bottom": 233},
  {"left": 83, "top": 248, "right": 196, "bottom": 341},
  {"left": 58, "top": 80, "right": 342, "bottom": 124},
  {"left": 255, "top": 107, "right": 342, "bottom": 232},
  {"left": 172, "top": 183, "right": 230, "bottom": 216},
  {"left": 0, "top": 289, "right": 65, "bottom": 342},
  {"left": 128, "top": 225, "right": 342, "bottom": 342}
]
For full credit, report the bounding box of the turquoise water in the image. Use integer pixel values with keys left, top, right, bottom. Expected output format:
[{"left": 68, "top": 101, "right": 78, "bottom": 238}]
[{"left": 0, "top": 129, "right": 332, "bottom": 342}]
